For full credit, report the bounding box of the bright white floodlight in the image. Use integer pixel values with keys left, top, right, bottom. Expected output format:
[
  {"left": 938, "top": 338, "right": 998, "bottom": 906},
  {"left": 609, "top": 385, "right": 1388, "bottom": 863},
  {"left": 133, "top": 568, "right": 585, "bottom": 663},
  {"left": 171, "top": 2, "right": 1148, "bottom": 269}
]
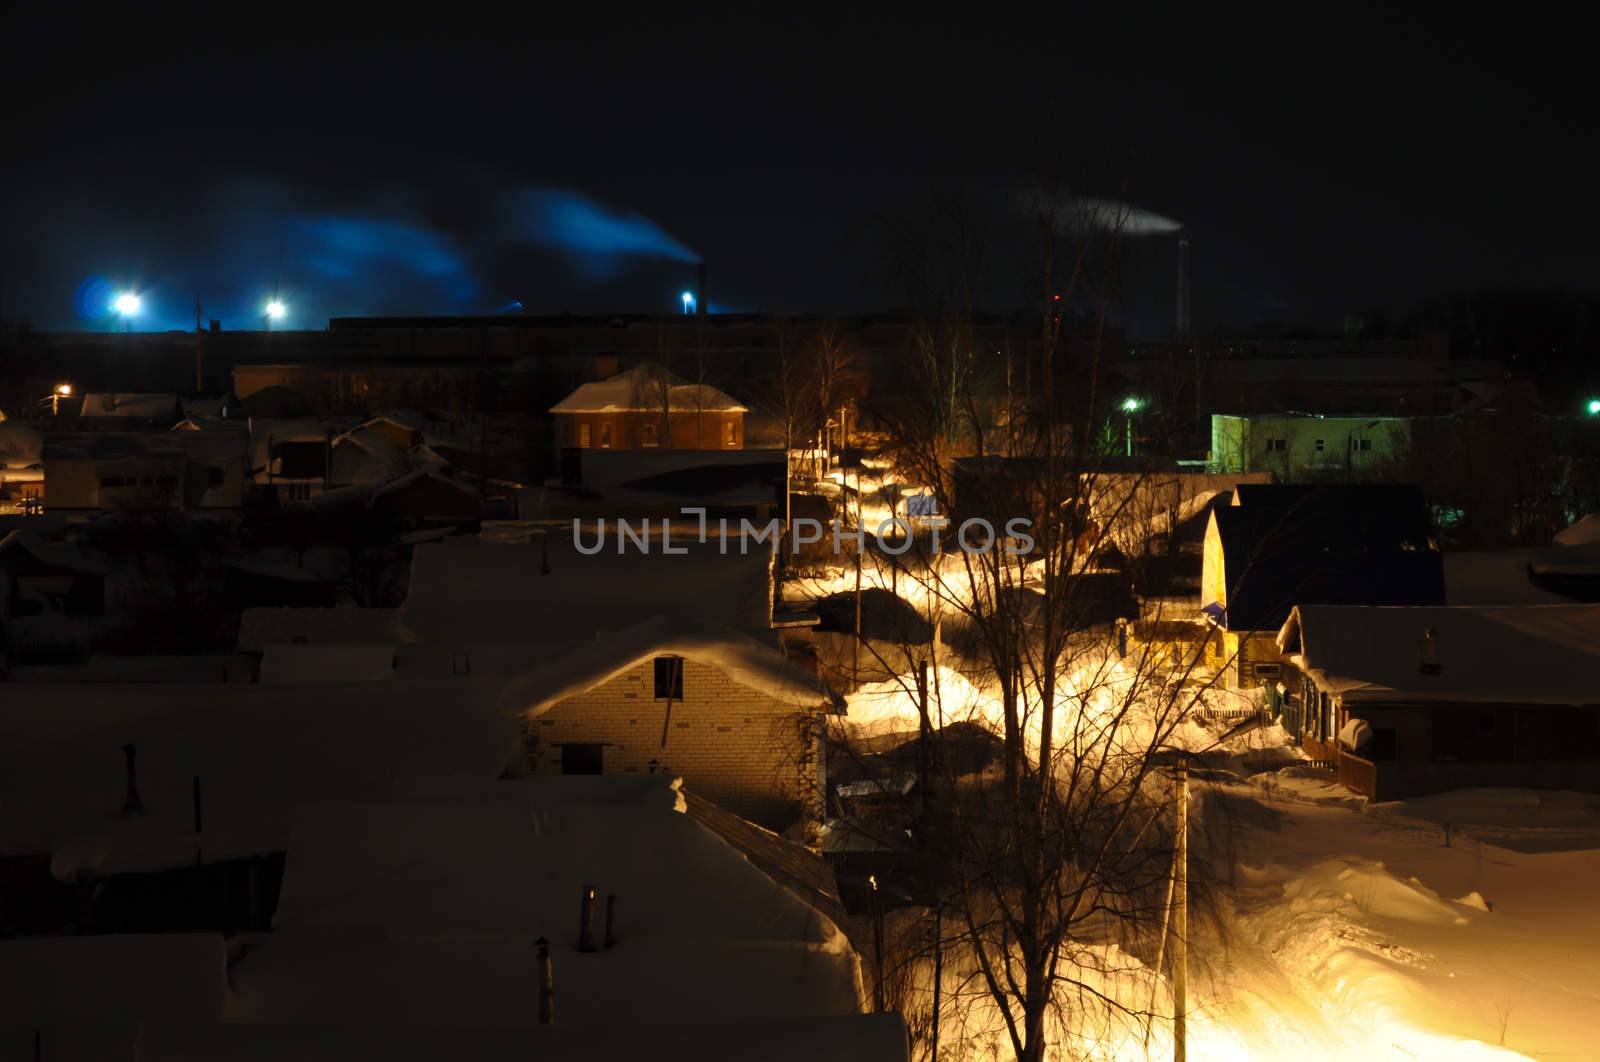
[
  {"left": 265, "top": 299, "right": 287, "bottom": 320},
  {"left": 113, "top": 292, "right": 142, "bottom": 316}
]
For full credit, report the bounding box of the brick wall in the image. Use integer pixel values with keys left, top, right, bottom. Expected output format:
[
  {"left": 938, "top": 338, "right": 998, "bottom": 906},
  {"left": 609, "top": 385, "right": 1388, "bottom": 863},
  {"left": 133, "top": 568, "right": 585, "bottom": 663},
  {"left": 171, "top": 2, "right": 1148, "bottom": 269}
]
[{"left": 524, "top": 656, "right": 821, "bottom": 831}]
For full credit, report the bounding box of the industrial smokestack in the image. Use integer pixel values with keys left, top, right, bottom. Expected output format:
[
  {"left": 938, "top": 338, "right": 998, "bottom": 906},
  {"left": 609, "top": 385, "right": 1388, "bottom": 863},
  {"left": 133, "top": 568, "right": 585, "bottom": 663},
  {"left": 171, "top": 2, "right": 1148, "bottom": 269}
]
[
  {"left": 1176, "top": 235, "right": 1191, "bottom": 339},
  {"left": 696, "top": 262, "right": 707, "bottom": 318}
]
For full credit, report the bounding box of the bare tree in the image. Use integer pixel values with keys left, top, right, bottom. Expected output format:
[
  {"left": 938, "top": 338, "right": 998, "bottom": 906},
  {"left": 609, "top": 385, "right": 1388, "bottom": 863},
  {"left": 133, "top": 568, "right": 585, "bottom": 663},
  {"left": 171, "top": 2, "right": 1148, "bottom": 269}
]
[{"left": 821, "top": 180, "right": 1244, "bottom": 1062}]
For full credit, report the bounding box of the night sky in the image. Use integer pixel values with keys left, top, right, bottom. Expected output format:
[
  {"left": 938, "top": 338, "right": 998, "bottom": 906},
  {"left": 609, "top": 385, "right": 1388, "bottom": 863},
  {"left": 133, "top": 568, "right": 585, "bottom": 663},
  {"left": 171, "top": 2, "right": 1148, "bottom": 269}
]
[{"left": 2, "top": 4, "right": 1594, "bottom": 337}]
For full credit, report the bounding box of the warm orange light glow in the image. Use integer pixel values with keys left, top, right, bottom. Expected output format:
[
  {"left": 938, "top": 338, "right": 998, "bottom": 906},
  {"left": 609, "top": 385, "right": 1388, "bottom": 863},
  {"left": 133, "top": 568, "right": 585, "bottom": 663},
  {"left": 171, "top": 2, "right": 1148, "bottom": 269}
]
[{"left": 55, "top": 383, "right": 72, "bottom": 396}]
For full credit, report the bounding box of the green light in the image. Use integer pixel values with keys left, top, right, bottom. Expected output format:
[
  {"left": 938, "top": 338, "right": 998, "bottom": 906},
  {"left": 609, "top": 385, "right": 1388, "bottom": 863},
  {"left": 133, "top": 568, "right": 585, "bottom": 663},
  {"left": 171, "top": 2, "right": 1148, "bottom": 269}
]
[
  {"left": 1121, "top": 396, "right": 1143, "bottom": 414},
  {"left": 1587, "top": 399, "right": 1600, "bottom": 416}
]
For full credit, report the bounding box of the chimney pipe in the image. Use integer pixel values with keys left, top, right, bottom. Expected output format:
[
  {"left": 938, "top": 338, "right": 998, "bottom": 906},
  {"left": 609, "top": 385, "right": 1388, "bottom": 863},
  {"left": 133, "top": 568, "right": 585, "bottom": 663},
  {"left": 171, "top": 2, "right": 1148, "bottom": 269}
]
[
  {"left": 1176, "top": 235, "right": 1190, "bottom": 339},
  {"left": 1419, "top": 626, "right": 1441, "bottom": 675},
  {"left": 696, "top": 262, "right": 707, "bottom": 318},
  {"left": 121, "top": 743, "right": 144, "bottom": 816},
  {"left": 578, "top": 885, "right": 597, "bottom": 952}
]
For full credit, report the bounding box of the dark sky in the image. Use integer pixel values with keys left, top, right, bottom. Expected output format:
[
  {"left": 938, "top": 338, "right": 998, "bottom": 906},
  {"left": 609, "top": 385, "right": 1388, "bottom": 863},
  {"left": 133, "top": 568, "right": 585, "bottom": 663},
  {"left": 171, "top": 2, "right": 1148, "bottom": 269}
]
[{"left": 2, "top": 4, "right": 1595, "bottom": 336}]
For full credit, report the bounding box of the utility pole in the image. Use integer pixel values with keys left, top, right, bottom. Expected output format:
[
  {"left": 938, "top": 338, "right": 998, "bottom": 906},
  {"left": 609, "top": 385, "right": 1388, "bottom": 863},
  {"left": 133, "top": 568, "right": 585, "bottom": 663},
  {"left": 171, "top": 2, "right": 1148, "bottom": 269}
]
[{"left": 1174, "top": 758, "right": 1188, "bottom": 1062}]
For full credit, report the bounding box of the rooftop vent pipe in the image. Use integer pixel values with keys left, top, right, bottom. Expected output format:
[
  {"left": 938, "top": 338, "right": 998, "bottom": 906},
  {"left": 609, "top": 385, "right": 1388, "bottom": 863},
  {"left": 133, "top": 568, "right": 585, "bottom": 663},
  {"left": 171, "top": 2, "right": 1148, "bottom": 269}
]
[{"left": 1419, "top": 626, "right": 1441, "bottom": 675}]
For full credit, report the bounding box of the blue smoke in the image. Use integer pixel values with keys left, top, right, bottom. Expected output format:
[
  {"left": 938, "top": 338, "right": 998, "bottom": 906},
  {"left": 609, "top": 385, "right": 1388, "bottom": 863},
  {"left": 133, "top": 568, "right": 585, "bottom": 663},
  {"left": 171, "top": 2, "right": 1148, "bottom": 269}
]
[
  {"left": 52, "top": 180, "right": 696, "bottom": 329},
  {"left": 507, "top": 187, "right": 700, "bottom": 279},
  {"left": 288, "top": 215, "right": 480, "bottom": 302}
]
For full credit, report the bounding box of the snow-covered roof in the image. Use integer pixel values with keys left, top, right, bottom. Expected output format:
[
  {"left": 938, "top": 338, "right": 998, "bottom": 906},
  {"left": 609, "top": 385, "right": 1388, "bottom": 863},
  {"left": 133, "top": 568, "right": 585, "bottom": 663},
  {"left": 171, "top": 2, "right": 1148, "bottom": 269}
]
[
  {"left": 1277, "top": 603, "right": 1600, "bottom": 705},
  {"left": 359, "top": 408, "right": 481, "bottom": 449},
  {"left": 260, "top": 644, "right": 396, "bottom": 684},
  {"left": 77, "top": 392, "right": 182, "bottom": 418},
  {"left": 499, "top": 616, "right": 839, "bottom": 719},
  {"left": 369, "top": 465, "right": 478, "bottom": 503},
  {"left": 550, "top": 363, "right": 748, "bottom": 414},
  {"left": 4, "top": 676, "right": 514, "bottom": 869},
  {"left": 0, "top": 423, "right": 44, "bottom": 469},
  {"left": 40, "top": 430, "right": 246, "bottom": 463},
  {"left": 1555, "top": 513, "right": 1600, "bottom": 547},
  {"left": 0, "top": 934, "right": 226, "bottom": 1025},
  {"left": 401, "top": 530, "right": 774, "bottom": 648},
  {"left": 233, "top": 774, "right": 863, "bottom": 1026},
  {"left": 237, "top": 606, "right": 401, "bottom": 652},
  {"left": 0, "top": 529, "right": 112, "bottom": 574}
]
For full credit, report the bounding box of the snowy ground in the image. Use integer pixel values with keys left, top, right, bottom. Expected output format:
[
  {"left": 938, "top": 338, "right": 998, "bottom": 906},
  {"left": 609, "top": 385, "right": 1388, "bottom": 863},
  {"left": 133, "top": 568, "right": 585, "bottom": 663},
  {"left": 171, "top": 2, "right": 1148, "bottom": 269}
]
[{"left": 1192, "top": 776, "right": 1600, "bottom": 1061}]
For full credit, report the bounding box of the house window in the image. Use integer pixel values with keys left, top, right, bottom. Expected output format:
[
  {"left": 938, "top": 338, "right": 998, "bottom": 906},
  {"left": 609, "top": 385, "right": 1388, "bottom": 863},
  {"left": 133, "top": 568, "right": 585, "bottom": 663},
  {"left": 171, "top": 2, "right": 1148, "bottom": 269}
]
[
  {"left": 653, "top": 656, "right": 684, "bottom": 699},
  {"left": 642, "top": 422, "right": 659, "bottom": 447},
  {"left": 206, "top": 466, "right": 224, "bottom": 488},
  {"left": 561, "top": 743, "right": 604, "bottom": 775},
  {"left": 284, "top": 482, "right": 312, "bottom": 502},
  {"left": 578, "top": 423, "right": 592, "bottom": 448},
  {"left": 724, "top": 420, "right": 737, "bottom": 447},
  {"left": 599, "top": 422, "right": 613, "bottom": 448},
  {"left": 1351, "top": 437, "right": 1372, "bottom": 452},
  {"left": 1253, "top": 662, "right": 1281, "bottom": 680},
  {"left": 1314, "top": 439, "right": 1325, "bottom": 452},
  {"left": 1265, "top": 438, "right": 1287, "bottom": 452}
]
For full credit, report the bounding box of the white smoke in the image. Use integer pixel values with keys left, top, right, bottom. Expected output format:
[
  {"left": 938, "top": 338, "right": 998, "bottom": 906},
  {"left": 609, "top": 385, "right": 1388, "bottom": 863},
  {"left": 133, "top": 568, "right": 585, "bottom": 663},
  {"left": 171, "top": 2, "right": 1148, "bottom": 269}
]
[{"left": 1071, "top": 197, "right": 1183, "bottom": 236}]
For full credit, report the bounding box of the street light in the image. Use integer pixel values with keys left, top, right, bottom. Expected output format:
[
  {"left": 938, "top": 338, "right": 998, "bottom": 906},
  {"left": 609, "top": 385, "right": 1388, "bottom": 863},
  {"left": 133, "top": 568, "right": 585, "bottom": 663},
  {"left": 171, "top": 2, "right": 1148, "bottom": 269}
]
[
  {"left": 112, "top": 292, "right": 141, "bottom": 331},
  {"left": 44, "top": 383, "right": 72, "bottom": 417},
  {"left": 264, "top": 299, "right": 287, "bottom": 330},
  {"left": 1121, "top": 396, "right": 1144, "bottom": 457},
  {"left": 1586, "top": 398, "right": 1600, "bottom": 416},
  {"left": 680, "top": 290, "right": 695, "bottom": 315}
]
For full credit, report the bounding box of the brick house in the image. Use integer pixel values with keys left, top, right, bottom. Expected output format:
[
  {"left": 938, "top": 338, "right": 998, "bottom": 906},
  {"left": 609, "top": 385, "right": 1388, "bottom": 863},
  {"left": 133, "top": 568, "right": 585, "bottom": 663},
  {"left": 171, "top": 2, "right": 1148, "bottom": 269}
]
[
  {"left": 550, "top": 362, "right": 747, "bottom": 451},
  {"left": 501, "top": 616, "right": 841, "bottom": 835},
  {"left": 1276, "top": 603, "right": 1600, "bottom": 799}
]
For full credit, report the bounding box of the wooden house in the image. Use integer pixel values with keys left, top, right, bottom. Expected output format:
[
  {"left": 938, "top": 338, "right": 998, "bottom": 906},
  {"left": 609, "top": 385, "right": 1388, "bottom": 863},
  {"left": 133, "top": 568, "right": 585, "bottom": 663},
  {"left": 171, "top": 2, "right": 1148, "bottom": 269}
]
[
  {"left": 1276, "top": 603, "right": 1600, "bottom": 800},
  {"left": 1200, "top": 484, "right": 1445, "bottom": 687}
]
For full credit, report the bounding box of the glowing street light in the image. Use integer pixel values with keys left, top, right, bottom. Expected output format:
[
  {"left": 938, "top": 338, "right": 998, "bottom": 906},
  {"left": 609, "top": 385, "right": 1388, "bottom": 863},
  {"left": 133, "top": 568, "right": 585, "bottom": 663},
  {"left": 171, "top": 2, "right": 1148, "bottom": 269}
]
[
  {"left": 1587, "top": 398, "right": 1600, "bottom": 416},
  {"left": 264, "top": 299, "right": 287, "bottom": 330},
  {"left": 112, "top": 292, "right": 142, "bottom": 331},
  {"left": 680, "top": 290, "right": 695, "bottom": 315},
  {"left": 45, "top": 382, "right": 73, "bottom": 416},
  {"left": 1121, "top": 396, "right": 1144, "bottom": 457}
]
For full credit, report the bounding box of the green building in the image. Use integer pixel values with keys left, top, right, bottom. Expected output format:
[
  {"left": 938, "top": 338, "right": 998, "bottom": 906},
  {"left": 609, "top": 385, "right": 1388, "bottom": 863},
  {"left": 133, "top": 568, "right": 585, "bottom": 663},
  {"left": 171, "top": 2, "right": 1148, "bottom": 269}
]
[{"left": 1210, "top": 413, "right": 1410, "bottom": 482}]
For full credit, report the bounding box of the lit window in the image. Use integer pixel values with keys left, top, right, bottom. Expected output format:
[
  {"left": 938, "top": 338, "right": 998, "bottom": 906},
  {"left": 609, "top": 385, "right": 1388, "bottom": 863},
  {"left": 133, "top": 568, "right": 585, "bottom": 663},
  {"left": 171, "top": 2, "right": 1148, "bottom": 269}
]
[
  {"left": 725, "top": 420, "right": 737, "bottom": 447},
  {"left": 642, "top": 422, "right": 659, "bottom": 447},
  {"left": 578, "top": 423, "right": 591, "bottom": 448},
  {"left": 600, "top": 422, "right": 613, "bottom": 448}
]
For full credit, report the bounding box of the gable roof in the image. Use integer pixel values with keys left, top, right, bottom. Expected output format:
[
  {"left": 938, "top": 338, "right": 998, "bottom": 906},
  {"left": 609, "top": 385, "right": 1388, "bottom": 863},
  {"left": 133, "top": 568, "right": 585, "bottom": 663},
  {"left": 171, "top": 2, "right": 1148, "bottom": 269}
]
[
  {"left": 1207, "top": 485, "right": 1445, "bottom": 631},
  {"left": 1278, "top": 603, "right": 1600, "bottom": 705},
  {"left": 238, "top": 775, "right": 866, "bottom": 1027},
  {"left": 550, "top": 362, "right": 748, "bottom": 415},
  {"left": 78, "top": 393, "right": 183, "bottom": 419},
  {"left": 0, "top": 530, "right": 112, "bottom": 575},
  {"left": 499, "top": 615, "right": 840, "bottom": 717}
]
